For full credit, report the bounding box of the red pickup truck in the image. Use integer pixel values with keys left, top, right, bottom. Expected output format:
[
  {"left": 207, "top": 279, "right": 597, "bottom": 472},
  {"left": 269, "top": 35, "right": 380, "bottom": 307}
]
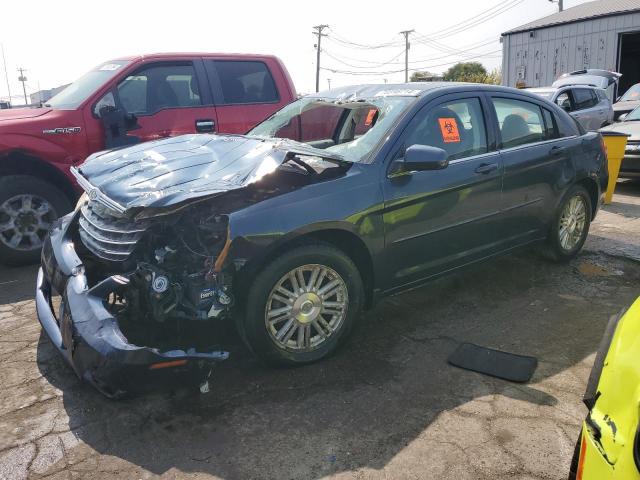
[{"left": 0, "top": 53, "right": 296, "bottom": 264}]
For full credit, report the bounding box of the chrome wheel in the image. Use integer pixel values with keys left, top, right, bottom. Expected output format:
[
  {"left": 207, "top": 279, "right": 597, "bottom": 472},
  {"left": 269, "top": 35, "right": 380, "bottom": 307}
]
[
  {"left": 0, "top": 194, "right": 57, "bottom": 251},
  {"left": 265, "top": 264, "right": 348, "bottom": 352},
  {"left": 558, "top": 195, "right": 587, "bottom": 252}
]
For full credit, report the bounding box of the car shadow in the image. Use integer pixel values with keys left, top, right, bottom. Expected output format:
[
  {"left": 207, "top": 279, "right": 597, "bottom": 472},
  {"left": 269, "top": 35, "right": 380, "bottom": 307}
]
[{"left": 35, "top": 249, "right": 640, "bottom": 478}]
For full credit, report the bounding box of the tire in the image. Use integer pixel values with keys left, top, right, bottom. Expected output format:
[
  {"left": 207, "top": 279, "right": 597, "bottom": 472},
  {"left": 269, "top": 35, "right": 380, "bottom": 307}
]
[
  {"left": 0, "top": 175, "right": 72, "bottom": 266},
  {"left": 543, "top": 184, "right": 592, "bottom": 262},
  {"left": 238, "top": 243, "right": 364, "bottom": 366}
]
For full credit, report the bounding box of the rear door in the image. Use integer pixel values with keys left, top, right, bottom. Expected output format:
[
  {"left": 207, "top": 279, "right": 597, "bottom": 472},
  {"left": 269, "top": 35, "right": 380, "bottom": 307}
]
[
  {"left": 570, "top": 88, "right": 603, "bottom": 131},
  {"left": 204, "top": 59, "right": 287, "bottom": 134},
  {"left": 490, "top": 94, "right": 580, "bottom": 242},
  {"left": 381, "top": 93, "right": 503, "bottom": 290}
]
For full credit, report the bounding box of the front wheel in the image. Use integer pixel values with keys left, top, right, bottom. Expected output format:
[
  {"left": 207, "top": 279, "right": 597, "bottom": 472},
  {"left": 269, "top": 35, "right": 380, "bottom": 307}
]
[
  {"left": 543, "top": 185, "right": 592, "bottom": 262},
  {"left": 0, "top": 175, "right": 72, "bottom": 266},
  {"left": 238, "top": 243, "right": 364, "bottom": 366}
]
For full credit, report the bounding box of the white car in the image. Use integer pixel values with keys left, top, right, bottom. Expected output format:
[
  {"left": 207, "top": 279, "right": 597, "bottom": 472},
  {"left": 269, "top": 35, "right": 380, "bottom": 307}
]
[{"left": 527, "top": 69, "right": 619, "bottom": 131}]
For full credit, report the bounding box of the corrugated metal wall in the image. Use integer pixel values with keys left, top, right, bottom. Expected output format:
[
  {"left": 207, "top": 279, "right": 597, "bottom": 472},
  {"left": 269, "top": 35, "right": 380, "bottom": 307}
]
[{"left": 502, "top": 12, "right": 640, "bottom": 97}]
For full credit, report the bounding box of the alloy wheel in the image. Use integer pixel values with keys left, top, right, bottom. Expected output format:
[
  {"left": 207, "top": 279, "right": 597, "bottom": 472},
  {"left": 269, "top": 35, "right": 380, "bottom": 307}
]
[
  {"left": 265, "top": 264, "right": 349, "bottom": 351},
  {"left": 0, "top": 194, "right": 57, "bottom": 251},
  {"left": 558, "top": 195, "right": 587, "bottom": 252}
]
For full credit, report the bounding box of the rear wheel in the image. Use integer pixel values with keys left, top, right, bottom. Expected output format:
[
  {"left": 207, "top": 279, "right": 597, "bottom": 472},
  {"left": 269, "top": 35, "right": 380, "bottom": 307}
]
[
  {"left": 543, "top": 185, "right": 591, "bottom": 262},
  {"left": 238, "top": 243, "right": 364, "bottom": 366},
  {"left": 0, "top": 175, "right": 72, "bottom": 266}
]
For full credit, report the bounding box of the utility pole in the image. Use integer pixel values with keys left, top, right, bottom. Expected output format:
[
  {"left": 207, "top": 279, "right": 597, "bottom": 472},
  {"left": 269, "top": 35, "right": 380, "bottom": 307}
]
[
  {"left": 312, "top": 24, "right": 328, "bottom": 93},
  {"left": 1, "top": 44, "right": 10, "bottom": 104},
  {"left": 327, "top": 78, "right": 332, "bottom": 89},
  {"left": 17, "top": 67, "right": 28, "bottom": 105},
  {"left": 400, "top": 29, "right": 414, "bottom": 83},
  {"left": 549, "top": 0, "right": 563, "bottom": 11}
]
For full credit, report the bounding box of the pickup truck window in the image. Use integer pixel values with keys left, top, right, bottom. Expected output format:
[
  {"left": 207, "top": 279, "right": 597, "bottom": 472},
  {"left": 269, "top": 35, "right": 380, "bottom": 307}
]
[
  {"left": 492, "top": 97, "right": 546, "bottom": 148},
  {"left": 46, "top": 60, "right": 131, "bottom": 110},
  {"left": 117, "top": 63, "right": 201, "bottom": 115},
  {"left": 213, "top": 61, "right": 279, "bottom": 104}
]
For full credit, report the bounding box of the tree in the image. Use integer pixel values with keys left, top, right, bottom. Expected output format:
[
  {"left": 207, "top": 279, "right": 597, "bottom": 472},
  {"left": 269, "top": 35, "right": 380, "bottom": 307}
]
[
  {"left": 442, "top": 62, "right": 501, "bottom": 85},
  {"left": 443, "top": 62, "right": 487, "bottom": 82},
  {"left": 410, "top": 71, "right": 442, "bottom": 82}
]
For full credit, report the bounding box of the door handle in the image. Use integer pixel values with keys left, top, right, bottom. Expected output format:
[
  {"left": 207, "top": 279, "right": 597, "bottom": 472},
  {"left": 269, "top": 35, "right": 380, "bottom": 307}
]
[
  {"left": 550, "top": 145, "right": 566, "bottom": 156},
  {"left": 474, "top": 163, "right": 498, "bottom": 174},
  {"left": 196, "top": 119, "right": 215, "bottom": 133}
]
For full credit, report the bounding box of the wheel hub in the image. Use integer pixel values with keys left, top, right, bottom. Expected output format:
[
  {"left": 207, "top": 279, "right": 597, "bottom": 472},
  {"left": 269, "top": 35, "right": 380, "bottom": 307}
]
[
  {"left": 292, "top": 292, "right": 322, "bottom": 324},
  {"left": 0, "top": 194, "right": 56, "bottom": 251}
]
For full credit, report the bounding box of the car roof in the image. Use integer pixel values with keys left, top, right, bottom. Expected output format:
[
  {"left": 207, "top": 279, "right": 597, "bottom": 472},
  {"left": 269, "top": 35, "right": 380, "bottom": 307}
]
[
  {"left": 112, "top": 52, "right": 279, "bottom": 62},
  {"left": 308, "top": 82, "right": 539, "bottom": 100}
]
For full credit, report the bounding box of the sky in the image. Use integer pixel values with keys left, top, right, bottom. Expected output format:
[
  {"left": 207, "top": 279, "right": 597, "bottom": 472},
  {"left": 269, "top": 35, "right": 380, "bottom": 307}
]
[{"left": 0, "top": 0, "right": 591, "bottom": 103}]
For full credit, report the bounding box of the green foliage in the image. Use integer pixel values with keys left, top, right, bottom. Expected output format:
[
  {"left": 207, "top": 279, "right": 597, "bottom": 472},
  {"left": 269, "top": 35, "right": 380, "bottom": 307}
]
[{"left": 442, "top": 62, "right": 502, "bottom": 85}]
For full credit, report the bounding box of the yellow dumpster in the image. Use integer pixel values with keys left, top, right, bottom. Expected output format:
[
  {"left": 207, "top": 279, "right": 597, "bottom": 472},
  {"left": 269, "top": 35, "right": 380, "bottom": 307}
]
[{"left": 600, "top": 130, "right": 629, "bottom": 204}]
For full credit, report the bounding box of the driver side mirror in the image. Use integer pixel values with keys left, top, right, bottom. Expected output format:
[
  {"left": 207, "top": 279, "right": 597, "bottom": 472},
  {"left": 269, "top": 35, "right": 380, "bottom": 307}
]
[{"left": 403, "top": 144, "right": 449, "bottom": 171}]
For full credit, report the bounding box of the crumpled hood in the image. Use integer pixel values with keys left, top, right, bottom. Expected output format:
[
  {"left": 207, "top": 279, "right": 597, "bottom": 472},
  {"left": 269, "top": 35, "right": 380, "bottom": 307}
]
[{"left": 72, "top": 134, "right": 346, "bottom": 213}]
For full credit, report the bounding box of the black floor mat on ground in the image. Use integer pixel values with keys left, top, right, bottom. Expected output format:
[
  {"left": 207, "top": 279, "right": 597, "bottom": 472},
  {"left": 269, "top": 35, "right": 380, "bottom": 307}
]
[{"left": 448, "top": 343, "right": 538, "bottom": 383}]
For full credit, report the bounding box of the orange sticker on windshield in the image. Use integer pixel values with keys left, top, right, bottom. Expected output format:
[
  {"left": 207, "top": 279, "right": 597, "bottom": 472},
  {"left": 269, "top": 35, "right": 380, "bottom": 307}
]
[
  {"left": 365, "top": 108, "right": 377, "bottom": 126},
  {"left": 438, "top": 117, "right": 460, "bottom": 143}
]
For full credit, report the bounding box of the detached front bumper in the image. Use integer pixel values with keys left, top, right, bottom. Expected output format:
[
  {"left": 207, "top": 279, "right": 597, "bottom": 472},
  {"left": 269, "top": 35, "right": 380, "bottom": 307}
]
[{"left": 36, "top": 212, "right": 229, "bottom": 397}]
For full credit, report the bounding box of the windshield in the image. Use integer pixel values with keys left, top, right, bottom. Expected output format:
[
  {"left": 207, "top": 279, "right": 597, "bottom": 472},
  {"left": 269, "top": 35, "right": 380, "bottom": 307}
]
[
  {"left": 248, "top": 95, "right": 414, "bottom": 162},
  {"left": 46, "top": 60, "right": 131, "bottom": 109},
  {"left": 623, "top": 106, "right": 640, "bottom": 121},
  {"left": 620, "top": 84, "right": 640, "bottom": 102},
  {"left": 527, "top": 89, "right": 555, "bottom": 100}
]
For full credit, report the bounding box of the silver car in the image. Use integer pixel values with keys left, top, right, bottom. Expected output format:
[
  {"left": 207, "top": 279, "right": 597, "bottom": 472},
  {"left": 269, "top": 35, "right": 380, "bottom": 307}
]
[{"left": 527, "top": 69, "right": 619, "bottom": 131}]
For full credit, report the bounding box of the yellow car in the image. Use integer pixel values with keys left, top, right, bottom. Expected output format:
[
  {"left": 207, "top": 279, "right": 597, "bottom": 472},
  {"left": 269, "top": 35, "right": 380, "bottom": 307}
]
[{"left": 570, "top": 297, "right": 640, "bottom": 480}]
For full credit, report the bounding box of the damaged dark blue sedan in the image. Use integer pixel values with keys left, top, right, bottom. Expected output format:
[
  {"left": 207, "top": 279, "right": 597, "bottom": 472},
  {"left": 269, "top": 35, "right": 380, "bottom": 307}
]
[{"left": 36, "top": 83, "right": 608, "bottom": 397}]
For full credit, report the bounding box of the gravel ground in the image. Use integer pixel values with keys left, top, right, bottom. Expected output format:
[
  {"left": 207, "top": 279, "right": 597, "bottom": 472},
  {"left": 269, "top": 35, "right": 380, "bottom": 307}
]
[{"left": 0, "top": 181, "right": 638, "bottom": 480}]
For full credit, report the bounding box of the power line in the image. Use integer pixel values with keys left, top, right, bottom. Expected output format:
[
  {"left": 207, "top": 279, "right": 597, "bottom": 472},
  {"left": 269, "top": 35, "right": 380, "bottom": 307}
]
[
  {"left": 321, "top": 48, "right": 502, "bottom": 76},
  {"left": 323, "top": 49, "right": 405, "bottom": 69}
]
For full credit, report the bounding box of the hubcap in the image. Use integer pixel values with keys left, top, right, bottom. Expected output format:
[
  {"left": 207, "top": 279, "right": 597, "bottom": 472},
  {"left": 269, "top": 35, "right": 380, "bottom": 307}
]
[
  {"left": 265, "top": 264, "right": 348, "bottom": 352},
  {"left": 559, "top": 195, "right": 587, "bottom": 251},
  {"left": 0, "top": 194, "right": 57, "bottom": 251}
]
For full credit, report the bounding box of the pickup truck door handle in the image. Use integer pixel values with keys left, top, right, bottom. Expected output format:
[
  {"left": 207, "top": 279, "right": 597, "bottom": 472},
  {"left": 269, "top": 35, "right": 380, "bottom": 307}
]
[
  {"left": 550, "top": 145, "right": 566, "bottom": 156},
  {"left": 195, "top": 119, "right": 215, "bottom": 133},
  {"left": 474, "top": 163, "right": 498, "bottom": 174}
]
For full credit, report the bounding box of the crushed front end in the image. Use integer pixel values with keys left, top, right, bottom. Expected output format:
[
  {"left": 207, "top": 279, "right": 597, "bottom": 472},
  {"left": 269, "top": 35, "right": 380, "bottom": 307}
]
[{"left": 36, "top": 198, "right": 233, "bottom": 397}]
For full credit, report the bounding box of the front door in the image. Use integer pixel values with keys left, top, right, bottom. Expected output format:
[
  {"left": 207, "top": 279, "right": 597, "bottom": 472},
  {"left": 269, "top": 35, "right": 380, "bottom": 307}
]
[
  {"left": 87, "top": 60, "right": 218, "bottom": 151},
  {"left": 381, "top": 94, "right": 503, "bottom": 291}
]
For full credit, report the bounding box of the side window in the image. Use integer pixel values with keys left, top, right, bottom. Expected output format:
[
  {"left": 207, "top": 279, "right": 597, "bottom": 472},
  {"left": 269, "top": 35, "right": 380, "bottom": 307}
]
[
  {"left": 213, "top": 61, "right": 279, "bottom": 105},
  {"left": 556, "top": 92, "right": 572, "bottom": 111},
  {"left": 542, "top": 108, "right": 560, "bottom": 139},
  {"left": 572, "top": 89, "right": 596, "bottom": 110},
  {"left": 492, "top": 97, "right": 546, "bottom": 148},
  {"left": 93, "top": 91, "right": 115, "bottom": 116},
  {"left": 402, "top": 97, "right": 488, "bottom": 161},
  {"left": 116, "top": 63, "right": 201, "bottom": 115}
]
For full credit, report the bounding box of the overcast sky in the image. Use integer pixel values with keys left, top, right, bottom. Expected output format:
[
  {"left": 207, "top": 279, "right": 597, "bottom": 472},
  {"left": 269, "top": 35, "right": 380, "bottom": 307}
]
[{"left": 0, "top": 0, "right": 589, "bottom": 102}]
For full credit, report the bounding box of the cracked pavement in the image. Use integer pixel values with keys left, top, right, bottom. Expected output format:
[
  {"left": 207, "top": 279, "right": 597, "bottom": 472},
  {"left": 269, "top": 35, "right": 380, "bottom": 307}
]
[{"left": 0, "top": 181, "right": 639, "bottom": 480}]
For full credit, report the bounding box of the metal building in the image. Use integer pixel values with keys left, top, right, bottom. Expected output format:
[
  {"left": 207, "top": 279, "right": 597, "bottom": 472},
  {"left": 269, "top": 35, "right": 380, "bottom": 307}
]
[{"left": 501, "top": 0, "right": 640, "bottom": 98}]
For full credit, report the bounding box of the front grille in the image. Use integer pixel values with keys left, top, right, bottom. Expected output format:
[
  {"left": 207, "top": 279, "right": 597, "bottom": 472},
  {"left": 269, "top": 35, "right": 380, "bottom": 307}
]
[{"left": 78, "top": 200, "right": 150, "bottom": 261}]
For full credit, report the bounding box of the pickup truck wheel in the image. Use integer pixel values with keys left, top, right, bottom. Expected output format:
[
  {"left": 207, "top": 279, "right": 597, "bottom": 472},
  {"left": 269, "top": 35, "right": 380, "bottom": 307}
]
[
  {"left": 0, "top": 175, "right": 72, "bottom": 266},
  {"left": 543, "top": 185, "right": 591, "bottom": 262},
  {"left": 239, "top": 244, "right": 364, "bottom": 366}
]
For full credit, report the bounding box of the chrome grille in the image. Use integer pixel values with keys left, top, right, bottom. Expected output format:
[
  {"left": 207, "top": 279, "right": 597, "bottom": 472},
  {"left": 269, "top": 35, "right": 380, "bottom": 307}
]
[{"left": 78, "top": 200, "right": 150, "bottom": 261}]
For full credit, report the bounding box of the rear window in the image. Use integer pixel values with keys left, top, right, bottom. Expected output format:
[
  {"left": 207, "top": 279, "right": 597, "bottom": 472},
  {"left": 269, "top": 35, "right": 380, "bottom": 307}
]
[{"left": 212, "top": 61, "right": 279, "bottom": 105}]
